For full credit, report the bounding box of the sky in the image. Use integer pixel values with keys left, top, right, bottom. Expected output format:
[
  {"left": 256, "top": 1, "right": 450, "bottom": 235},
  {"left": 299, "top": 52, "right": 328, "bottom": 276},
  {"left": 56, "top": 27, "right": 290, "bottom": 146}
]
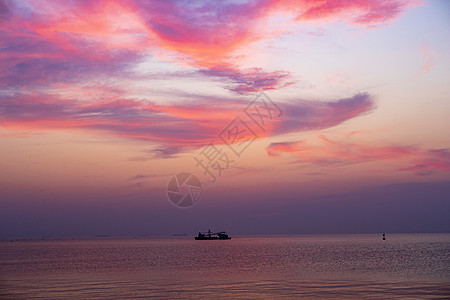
[{"left": 0, "top": 0, "right": 449, "bottom": 238}]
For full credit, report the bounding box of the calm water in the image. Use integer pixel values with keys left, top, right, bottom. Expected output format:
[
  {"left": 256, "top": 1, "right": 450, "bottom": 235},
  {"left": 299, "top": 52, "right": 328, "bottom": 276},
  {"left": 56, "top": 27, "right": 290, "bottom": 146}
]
[{"left": 1, "top": 234, "right": 449, "bottom": 299}]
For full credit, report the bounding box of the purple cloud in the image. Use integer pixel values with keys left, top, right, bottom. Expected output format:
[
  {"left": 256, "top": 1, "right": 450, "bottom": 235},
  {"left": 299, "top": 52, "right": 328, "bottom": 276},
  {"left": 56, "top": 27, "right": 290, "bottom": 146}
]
[
  {"left": 199, "top": 66, "right": 295, "bottom": 94},
  {"left": 274, "top": 93, "right": 374, "bottom": 135}
]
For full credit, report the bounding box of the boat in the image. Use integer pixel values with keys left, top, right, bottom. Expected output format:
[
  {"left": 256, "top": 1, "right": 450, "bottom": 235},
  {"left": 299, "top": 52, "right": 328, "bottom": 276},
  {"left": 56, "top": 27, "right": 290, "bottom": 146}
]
[{"left": 195, "top": 229, "right": 231, "bottom": 240}]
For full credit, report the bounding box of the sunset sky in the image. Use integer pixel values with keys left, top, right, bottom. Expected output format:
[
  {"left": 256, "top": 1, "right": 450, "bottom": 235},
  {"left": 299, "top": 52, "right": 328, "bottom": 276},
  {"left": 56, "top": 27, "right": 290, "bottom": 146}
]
[{"left": 1, "top": 0, "right": 449, "bottom": 238}]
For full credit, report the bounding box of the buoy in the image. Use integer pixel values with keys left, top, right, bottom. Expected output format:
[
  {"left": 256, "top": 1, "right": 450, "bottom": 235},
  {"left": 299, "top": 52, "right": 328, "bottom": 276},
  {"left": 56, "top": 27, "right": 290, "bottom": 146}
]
[{"left": 382, "top": 232, "right": 386, "bottom": 240}]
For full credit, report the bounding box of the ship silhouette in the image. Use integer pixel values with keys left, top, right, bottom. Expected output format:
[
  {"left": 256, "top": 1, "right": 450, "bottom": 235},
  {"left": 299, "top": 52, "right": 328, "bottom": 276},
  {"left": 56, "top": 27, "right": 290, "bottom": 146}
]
[{"left": 195, "top": 229, "right": 231, "bottom": 240}]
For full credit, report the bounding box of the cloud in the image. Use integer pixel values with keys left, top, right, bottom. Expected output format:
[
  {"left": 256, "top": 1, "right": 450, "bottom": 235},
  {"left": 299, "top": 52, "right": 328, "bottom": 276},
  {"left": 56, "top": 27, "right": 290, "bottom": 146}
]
[
  {"left": 130, "top": 0, "right": 269, "bottom": 67},
  {"left": 0, "top": 0, "right": 292, "bottom": 95},
  {"left": 0, "top": 0, "right": 418, "bottom": 91},
  {"left": 0, "top": 1, "right": 148, "bottom": 88},
  {"left": 126, "top": 173, "right": 169, "bottom": 181},
  {"left": 145, "top": 146, "right": 185, "bottom": 159},
  {"left": 266, "top": 136, "right": 450, "bottom": 175},
  {"left": 274, "top": 93, "right": 374, "bottom": 135},
  {"left": 296, "top": 0, "right": 416, "bottom": 26},
  {"left": 131, "top": 0, "right": 417, "bottom": 66},
  {"left": 0, "top": 92, "right": 374, "bottom": 155},
  {"left": 0, "top": 0, "right": 415, "bottom": 157},
  {"left": 127, "top": 174, "right": 150, "bottom": 182},
  {"left": 199, "top": 66, "right": 295, "bottom": 94},
  {"left": 265, "top": 141, "right": 303, "bottom": 157},
  {"left": 0, "top": 93, "right": 219, "bottom": 146}
]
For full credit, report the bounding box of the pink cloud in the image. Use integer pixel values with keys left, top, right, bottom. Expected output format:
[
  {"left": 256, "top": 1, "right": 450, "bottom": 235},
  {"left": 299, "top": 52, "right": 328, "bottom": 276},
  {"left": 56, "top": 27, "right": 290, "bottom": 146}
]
[
  {"left": 266, "top": 136, "right": 450, "bottom": 174},
  {"left": 129, "top": 0, "right": 417, "bottom": 67},
  {"left": 0, "top": 92, "right": 374, "bottom": 155},
  {"left": 294, "top": 0, "right": 418, "bottom": 26},
  {"left": 0, "top": 0, "right": 419, "bottom": 95},
  {"left": 0, "top": 0, "right": 417, "bottom": 156}
]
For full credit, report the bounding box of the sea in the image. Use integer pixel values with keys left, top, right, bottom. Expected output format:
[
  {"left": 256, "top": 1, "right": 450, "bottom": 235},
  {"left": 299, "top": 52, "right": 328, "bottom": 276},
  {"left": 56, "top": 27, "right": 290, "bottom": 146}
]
[{"left": 1, "top": 234, "right": 449, "bottom": 299}]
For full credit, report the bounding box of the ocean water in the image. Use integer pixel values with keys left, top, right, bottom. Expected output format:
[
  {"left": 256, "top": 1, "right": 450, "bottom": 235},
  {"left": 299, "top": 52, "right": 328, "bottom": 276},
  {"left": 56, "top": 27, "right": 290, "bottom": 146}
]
[{"left": 1, "top": 234, "right": 449, "bottom": 299}]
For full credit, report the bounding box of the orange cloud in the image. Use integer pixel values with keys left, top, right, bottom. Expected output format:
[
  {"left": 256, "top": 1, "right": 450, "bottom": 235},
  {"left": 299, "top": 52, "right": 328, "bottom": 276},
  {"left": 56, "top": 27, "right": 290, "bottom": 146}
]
[{"left": 265, "top": 141, "right": 304, "bottom": 157}]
